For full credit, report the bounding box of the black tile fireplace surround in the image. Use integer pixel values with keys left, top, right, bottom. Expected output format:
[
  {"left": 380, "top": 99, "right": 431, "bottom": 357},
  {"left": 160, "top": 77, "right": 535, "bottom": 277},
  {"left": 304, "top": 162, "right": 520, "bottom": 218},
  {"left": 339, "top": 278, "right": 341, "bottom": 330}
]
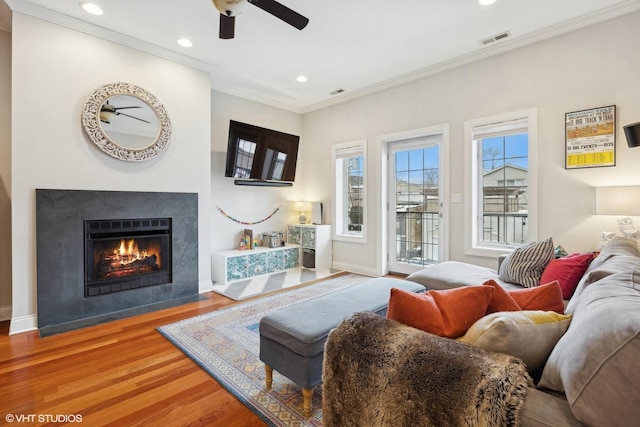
[{"left": 36, "top": 190, "right": 200, "bottom": 336}]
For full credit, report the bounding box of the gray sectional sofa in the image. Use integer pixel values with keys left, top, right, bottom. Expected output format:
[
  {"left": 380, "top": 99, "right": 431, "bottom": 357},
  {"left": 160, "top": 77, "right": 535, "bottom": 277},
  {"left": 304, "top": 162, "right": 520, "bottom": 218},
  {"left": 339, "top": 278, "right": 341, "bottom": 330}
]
[{"left": 325, "top": 237, "right": 640, "bottom": 426}]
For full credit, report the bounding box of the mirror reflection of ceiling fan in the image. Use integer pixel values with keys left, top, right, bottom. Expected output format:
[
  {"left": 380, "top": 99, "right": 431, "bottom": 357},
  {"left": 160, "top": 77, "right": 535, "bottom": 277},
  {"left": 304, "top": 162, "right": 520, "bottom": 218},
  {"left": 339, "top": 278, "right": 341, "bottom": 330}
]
[
  {"left": 212, "top": 0, "right": 309, "bottom": 39},
  {"left": 100, "top": 101, "right": 150, "bottom": 124}
]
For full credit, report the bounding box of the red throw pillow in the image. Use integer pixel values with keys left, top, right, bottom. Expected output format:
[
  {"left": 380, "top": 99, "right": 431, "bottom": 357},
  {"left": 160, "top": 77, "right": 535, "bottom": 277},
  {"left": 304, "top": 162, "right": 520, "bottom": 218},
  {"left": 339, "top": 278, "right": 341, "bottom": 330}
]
[
  {"left": 540, "top": 253, "right": 594, "bottom": 299},
  {"left": 387, "top": 286, "right": 494, "bottom": 338},
  {"left": 483, "top": 279, "right": 565, "bottom": 314}
]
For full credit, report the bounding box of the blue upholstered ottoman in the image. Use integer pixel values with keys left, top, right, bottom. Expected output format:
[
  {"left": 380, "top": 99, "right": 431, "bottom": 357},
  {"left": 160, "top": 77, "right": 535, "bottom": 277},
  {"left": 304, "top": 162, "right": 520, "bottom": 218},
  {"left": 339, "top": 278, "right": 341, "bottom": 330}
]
[{"left": 258, "top": 277, "right": 425, "bottom": 417}]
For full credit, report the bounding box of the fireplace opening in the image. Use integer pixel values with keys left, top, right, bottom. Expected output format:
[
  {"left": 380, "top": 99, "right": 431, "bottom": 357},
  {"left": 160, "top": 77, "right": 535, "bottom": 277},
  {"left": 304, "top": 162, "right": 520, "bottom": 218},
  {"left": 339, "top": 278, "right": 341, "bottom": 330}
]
[{"left": 85, "top": 218, "right": 172, "bottom": 297}]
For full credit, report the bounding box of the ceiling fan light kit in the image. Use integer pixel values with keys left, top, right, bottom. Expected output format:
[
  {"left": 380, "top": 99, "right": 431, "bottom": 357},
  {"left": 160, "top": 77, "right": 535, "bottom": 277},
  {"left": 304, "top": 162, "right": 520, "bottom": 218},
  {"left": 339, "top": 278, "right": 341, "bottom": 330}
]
[{"left": 212, "top": 0, "right": 309, "bottom": 39}]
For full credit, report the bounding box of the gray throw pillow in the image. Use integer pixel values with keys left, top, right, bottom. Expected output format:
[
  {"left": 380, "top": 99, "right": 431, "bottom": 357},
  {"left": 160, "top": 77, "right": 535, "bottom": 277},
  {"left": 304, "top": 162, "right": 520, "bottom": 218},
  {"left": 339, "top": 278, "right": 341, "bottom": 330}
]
[{"left": 498, "top": 237, "right": 554, "bottom": 288}]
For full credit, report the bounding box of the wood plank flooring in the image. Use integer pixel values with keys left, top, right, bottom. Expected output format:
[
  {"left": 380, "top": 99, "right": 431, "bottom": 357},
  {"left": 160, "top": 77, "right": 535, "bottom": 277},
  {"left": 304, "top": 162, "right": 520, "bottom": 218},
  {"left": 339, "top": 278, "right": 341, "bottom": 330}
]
[{"left": 0, "top": 292, "right": 267, "bottom": 426}]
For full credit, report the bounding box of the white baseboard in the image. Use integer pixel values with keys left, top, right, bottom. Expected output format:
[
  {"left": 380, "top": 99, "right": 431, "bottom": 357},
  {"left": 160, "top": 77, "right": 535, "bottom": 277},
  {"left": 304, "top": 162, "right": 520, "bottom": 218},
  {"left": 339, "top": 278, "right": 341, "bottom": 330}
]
[
  {"left": 331, "top": 261, "right": 379, "bottom": 278},
  {"left": 9, "top": 314, "right": 38, "bottom": 335},
  {"left": 199, "top": 279, "right": 213, "bottom": 293},
  {"left": 0, "top": 305, "right": 11, "bottom": 321}
]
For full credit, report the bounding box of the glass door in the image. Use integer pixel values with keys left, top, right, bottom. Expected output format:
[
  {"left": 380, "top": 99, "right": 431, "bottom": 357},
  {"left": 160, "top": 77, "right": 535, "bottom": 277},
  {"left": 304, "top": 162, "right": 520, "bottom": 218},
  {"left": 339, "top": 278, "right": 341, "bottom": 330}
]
[{"left": 388, "top": 135, "right": 443, "bottom": 274}]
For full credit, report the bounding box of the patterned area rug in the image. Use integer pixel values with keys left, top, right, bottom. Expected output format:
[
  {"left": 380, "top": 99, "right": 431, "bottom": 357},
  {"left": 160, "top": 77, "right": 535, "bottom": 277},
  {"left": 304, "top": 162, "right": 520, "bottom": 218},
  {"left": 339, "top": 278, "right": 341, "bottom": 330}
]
[
  {"left": 211, "top": 267, "right": 342, "bottom": 301},
  {"left": 158, "top": 273, "right": 371, "bottom": 426}
]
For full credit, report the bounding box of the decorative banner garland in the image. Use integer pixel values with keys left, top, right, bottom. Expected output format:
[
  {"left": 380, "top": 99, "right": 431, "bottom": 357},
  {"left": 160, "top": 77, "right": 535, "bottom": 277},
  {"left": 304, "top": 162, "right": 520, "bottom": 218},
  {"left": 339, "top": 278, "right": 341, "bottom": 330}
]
[{"left": 216, "top": 205, "right": 281, "bottom": 225}]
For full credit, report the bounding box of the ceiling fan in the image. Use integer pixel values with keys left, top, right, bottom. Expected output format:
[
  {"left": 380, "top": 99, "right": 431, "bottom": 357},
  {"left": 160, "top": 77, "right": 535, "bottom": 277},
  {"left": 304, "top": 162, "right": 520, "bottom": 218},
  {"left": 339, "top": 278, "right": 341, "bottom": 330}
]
[
  {"left": 100, "top": 101, "right": 150, "bottom": 124},
  {"left": 212, "top": 0, "right": 309, "bottom": 39}
]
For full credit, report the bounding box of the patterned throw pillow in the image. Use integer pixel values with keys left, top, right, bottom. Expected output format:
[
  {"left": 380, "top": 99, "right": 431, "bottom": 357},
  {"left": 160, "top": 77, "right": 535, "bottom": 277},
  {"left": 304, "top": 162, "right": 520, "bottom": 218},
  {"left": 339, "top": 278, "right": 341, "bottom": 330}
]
[{"left": 498, "top": 237, "right": 555, "bottom": 288}]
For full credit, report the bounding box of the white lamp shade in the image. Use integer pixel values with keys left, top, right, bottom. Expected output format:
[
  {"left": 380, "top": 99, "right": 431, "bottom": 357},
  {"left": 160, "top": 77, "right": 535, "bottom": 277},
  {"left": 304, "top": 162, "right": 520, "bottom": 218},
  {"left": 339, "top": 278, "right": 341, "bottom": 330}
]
[
  {"left": 294, "top": 201, "right": 311, "bottom": 212},
  {"left": 595, "top": 186, "right": 640, "bottom": 216}
]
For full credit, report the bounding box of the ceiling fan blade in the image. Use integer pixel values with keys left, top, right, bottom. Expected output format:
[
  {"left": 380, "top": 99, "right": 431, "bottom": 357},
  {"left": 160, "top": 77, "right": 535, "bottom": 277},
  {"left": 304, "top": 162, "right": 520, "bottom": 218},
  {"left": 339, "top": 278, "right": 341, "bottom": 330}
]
[
  {"left": 115, "top": 112, "right": 150, "bottom": 123},
  {"left": 249, "top": 0, "right": 309, "bottom": 30},
  {"left": 219, "top": 14, "right": 236, "bottom": 39}
]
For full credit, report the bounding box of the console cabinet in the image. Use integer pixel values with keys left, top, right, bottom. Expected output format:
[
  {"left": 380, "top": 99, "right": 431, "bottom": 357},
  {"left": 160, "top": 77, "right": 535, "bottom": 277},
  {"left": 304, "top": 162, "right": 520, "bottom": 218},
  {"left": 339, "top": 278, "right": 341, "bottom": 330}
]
[
  {"left": 212, "top": 244, "right": 300, "bottom": 284},
  {"left": 287, "top": 224, "right": 332, "bottom": 270}
]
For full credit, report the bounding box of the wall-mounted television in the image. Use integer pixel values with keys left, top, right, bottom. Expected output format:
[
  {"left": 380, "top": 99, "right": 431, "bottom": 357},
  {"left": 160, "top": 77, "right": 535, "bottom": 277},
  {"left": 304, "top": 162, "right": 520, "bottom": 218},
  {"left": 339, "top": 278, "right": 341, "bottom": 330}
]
[{"left": 225, "top": 120, "right": 299, "bottom": 186}]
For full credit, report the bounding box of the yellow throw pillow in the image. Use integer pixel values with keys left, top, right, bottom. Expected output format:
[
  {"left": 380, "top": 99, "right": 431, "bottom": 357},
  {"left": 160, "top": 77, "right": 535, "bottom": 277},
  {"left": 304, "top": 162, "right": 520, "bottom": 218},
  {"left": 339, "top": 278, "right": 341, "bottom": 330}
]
[{"left": 458, "top": 310, "right": 572, "bottom": 373}]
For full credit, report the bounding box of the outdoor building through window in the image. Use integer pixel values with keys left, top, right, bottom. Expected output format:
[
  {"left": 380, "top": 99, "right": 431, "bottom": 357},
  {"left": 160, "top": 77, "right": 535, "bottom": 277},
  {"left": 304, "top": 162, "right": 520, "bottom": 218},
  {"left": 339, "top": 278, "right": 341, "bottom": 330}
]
[
  {"left": 465, "top": 109, "right": 538, "bottom": 254},
  {"left": 332, "top": 140, "right": 367, "bottom": 242}
]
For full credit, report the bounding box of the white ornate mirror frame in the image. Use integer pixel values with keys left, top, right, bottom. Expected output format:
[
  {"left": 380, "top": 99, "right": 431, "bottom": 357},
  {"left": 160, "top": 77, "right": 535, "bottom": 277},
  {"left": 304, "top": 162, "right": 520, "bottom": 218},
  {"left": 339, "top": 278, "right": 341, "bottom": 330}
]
[{"left": 81, "top": 82, "right": 172, "bottom": 162}]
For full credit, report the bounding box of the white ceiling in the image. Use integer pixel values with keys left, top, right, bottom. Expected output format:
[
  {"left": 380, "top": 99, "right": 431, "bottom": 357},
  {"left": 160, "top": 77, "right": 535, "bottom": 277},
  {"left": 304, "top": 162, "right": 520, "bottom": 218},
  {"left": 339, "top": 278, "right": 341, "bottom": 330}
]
[{"left": 4, "top": 0, "right": 640, "bottom": 113}]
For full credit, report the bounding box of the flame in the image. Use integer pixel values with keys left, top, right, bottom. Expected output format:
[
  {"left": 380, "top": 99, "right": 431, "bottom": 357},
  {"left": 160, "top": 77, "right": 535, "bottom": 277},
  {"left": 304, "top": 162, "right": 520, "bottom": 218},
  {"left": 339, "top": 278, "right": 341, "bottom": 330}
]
[{"left": 113, "top": 239, "right": 144, "bottom": 265}]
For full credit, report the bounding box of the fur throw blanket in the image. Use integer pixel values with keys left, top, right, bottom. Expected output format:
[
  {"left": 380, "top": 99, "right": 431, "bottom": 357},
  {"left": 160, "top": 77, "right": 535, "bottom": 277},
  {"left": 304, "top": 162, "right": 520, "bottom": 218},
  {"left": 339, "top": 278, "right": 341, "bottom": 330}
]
[{"left": 322, "top": 311, "right": 533, "bottom": 427}]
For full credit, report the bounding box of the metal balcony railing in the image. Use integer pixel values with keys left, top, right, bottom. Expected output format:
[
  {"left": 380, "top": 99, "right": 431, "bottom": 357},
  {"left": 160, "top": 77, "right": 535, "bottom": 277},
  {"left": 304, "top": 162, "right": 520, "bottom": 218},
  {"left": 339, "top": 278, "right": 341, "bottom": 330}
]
[{"left": 395, "top": 211, "right": 529, "bottom": 265}]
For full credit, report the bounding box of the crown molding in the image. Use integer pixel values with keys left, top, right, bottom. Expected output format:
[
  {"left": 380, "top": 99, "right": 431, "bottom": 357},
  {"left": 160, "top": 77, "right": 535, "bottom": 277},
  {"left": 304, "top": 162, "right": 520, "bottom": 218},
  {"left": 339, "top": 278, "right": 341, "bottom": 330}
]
[
  {"left": 5, "top": 0, "right": 639, "bottom": 114},
  {"left": 301, "top": 1, "right": 640, "bottom": 114},
  {"left": 5, "top": 0, "right": 215, "bottom": 74}
]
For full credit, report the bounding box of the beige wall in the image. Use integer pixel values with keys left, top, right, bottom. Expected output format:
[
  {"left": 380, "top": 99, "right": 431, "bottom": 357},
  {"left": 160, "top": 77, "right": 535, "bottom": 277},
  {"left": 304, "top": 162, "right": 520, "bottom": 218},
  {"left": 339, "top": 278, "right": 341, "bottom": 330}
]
[
  {"left": 301, "top": 11, "right": 640, "bottom": 274},
  {"left": 209, "top": 91, "right": 303, "bottom": 252},
  {"left": 9, "top": 14, "right": 212, "bottom": 333},
  {"left": 0, "top": 29, "right": 10, "bottom": 321}
]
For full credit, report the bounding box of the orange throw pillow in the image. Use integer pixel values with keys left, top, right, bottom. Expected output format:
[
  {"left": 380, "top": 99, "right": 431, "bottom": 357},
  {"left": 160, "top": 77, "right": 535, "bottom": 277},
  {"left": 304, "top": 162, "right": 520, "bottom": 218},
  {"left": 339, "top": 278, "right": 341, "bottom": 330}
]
[
  {"left": 483, "top": 279, "right": 564, "bottom": 314},
  {"left": 387, "top": 286, "right": 494, "bottom": 338},
  {"left": 483, "top": 280, "right": 521, "bottom": 314},
  {"left": 510, "top": 281, "right": 564, "bottom": 314}
]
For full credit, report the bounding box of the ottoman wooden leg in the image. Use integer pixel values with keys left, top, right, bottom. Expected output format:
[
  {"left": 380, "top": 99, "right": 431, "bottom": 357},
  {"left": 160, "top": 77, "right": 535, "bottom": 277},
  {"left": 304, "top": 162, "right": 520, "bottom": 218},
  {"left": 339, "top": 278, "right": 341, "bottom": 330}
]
[
  {"left": 302, "top": 387, "right": 313, "bottom": 418},
  {"left": 265, "top": 365, "right": 273, "bottom": 390}
]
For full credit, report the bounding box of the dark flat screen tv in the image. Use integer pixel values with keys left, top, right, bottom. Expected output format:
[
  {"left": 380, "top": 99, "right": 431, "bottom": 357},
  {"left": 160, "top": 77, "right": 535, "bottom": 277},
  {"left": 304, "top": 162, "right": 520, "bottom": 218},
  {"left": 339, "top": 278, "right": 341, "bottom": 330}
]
[{"left": 225, "top": 120, "right": 299, "bottom": 185}]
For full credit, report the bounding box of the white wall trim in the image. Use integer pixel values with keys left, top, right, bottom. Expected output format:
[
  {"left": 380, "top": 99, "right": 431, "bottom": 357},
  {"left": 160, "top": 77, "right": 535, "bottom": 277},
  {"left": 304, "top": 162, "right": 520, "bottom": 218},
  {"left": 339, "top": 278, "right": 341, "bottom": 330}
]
[
  {"left": 5, "top": 0, "right": 215, "bottom": 75},
  {"left": 0, "top": 305, "right": 11, "bottom": 321},
  {"left": 332, "top": 261, "right": 379, "bottom": 278},
  {"left": 199, "top": 280, "right": 214, "bottom": 294},
  {"left": 301, "top": 1, "right": 640, "bottom": 114},
  {"left": 9, "top": 314, "right": 38, "bottom": 335}
]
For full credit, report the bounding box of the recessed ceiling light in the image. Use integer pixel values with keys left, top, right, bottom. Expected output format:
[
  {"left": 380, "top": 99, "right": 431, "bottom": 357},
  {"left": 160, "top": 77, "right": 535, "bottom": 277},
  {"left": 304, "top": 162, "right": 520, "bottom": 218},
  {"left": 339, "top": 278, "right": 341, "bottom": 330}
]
[
  {"left": 80, "top": 2, "right": 103, "bottom": 16},
  {"left": 479, "top": 0, "right": 497, "bottom": 5},
  {"left": 296, "top": 75, "right": 308, "bottom": 83},
  {"left": 177, "top": 38, "right": 193, "bottom": 48}
]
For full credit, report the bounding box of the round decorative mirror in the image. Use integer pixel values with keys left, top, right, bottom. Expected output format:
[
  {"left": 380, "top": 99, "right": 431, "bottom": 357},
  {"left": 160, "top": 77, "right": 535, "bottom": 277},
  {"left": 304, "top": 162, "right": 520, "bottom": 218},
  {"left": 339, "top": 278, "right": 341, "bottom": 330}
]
[{"left": 81, "top": 82, "right": 172, "bottom": 162}]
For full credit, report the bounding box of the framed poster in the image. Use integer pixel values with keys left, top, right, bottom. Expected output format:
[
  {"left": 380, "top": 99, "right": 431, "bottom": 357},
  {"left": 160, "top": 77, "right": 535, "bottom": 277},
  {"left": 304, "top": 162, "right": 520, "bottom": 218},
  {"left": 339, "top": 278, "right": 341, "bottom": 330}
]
[{"left": 565, "top": 105, "right": 616, "bottom": 169}]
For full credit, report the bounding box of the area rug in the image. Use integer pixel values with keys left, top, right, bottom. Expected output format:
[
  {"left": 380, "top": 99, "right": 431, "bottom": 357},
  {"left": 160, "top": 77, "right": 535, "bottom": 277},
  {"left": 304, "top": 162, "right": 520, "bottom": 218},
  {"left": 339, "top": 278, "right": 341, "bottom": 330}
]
[
  {"left": 157, "top": 273, "right": 371, "bottom": 426},
  {"left": 211, "top": 267, "right": 342, "bottom": 301}
]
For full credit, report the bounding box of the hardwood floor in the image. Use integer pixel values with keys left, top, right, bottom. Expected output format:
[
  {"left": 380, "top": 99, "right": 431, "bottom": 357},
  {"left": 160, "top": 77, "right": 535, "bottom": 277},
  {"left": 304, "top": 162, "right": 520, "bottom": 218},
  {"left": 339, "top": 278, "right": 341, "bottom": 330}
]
[{"left": 0, "top": 292, "right": 267, "bottom": 426}]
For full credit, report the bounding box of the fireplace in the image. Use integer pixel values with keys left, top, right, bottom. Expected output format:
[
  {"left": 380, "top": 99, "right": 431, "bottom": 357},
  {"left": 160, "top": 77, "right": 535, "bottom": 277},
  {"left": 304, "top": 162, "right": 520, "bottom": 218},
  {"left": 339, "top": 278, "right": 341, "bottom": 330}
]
[
  {"left": 36, "top": 189, "right": 199, "bottom": 336},
  {"left": 85, "top": 218, "right": 172, "bottom": 297}
]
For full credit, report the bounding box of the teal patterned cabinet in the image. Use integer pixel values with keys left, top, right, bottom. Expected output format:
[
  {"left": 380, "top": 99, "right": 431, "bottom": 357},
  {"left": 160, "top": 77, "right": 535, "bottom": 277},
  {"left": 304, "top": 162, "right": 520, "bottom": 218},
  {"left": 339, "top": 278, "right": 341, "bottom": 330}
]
[
  {"left": 211, "top": 245, "right": 300, "bottom": 284},
  {"left": 287, "top": 224, "right": 332, "bottom": 270}
]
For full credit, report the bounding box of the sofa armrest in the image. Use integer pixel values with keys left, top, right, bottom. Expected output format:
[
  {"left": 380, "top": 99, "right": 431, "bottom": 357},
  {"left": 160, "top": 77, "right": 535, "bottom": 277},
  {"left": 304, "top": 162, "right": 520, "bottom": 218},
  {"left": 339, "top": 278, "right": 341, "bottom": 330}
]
[{"left": 498, "top": 253, "right": 509, "bottom": 270}]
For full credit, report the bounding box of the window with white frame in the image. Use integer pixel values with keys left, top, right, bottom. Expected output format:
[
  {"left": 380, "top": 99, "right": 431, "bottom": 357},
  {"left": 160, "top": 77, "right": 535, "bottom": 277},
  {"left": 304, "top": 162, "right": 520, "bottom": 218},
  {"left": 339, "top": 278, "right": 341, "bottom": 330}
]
[
  {"left": 332, "top": 140, "right": 367, "bottom": 242},
  {"left": 465, "top": 109, "right": 537, "bottom": 255}
]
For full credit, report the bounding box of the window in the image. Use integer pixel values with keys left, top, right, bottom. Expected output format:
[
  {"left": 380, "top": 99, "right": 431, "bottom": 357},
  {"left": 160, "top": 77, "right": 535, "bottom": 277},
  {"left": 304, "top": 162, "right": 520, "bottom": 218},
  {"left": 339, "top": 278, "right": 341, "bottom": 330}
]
[
  {"left": 332, "top": 140, "right": 367, "bottom": 242},
  {"left": 465, "top": 109, "right": 538, "bottom": 255}
]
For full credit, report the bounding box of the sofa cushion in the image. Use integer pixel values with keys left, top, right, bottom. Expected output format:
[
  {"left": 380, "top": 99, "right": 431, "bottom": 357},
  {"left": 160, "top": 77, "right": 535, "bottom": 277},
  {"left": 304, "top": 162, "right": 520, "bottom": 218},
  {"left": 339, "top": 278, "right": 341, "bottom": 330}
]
[
  {"left": 538, "top": 271, "right": 640, "bottom": 426},
  {"left": 540, "top": 253, "right": 594, "bottom": 299},
  {"left": 405, "top": 261, "right": 522, "bottom": 291},
  {"left": 566, "top": 237, "right": 640, "bottom": 313},
  {"left": 498, "top": 237, "right": 555, "bottom": 288},
  {"left": 484, "top": 279, "right": 565, "bottom": 314},
  {"left": 458, "top": 310, "right": 572, "bottom": 374},
  {"left": 387, "top": 286, "right": 493, "bottom": 338}
]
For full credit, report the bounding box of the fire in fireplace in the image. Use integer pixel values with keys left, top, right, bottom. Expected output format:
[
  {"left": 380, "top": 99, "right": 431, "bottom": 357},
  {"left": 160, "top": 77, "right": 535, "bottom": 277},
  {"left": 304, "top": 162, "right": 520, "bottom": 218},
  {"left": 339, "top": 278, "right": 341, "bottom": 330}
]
[{"left": 85, "top": 218, "right": 172, "bottom": 297}]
